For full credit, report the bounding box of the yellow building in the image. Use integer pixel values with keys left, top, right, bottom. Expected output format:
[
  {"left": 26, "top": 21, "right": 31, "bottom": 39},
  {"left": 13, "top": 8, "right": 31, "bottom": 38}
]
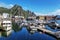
[{"left": 39, "top": 16, "right": 45, "bottom": 20}]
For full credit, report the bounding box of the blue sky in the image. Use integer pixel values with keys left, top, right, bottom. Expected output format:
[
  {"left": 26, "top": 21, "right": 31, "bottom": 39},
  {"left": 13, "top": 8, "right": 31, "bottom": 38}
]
[{"left": 0, "top": 0, "right": 60, "bottom": 15}]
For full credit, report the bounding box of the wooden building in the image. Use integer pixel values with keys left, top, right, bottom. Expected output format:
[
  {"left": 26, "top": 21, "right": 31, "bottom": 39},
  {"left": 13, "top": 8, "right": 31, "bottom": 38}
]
[
  {"left": 45, "top": 16, "right": 55, "bottom": 21},
  {"left": 36, "top": 16, "right": 45, "bottom": 20}
]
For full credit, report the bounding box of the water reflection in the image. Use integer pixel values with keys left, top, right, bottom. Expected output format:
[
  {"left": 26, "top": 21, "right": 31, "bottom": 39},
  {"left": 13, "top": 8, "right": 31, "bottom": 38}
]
[
  {"left": 0, "top": 27, "right": 56, "bottom": 40},
  {"left": 45, "top": 25, "right": 58, "bottom": 32}
]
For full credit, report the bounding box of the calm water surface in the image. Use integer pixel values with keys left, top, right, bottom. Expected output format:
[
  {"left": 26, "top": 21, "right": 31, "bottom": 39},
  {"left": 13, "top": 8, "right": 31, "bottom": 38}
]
[{"left": 0, "top": 27, "right": 56, "bottom": 40}]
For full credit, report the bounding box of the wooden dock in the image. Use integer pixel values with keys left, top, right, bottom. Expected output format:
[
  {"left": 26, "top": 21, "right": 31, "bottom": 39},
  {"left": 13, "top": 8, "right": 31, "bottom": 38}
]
[
  {"left": 37, "top": 25, "right": 60, "bottom": 38},
  {"left": 15, "top": 21, "right": 60, "bottom": 39},
  {"left": 38, "top": 28, "right": 55, "bottom": 34}
]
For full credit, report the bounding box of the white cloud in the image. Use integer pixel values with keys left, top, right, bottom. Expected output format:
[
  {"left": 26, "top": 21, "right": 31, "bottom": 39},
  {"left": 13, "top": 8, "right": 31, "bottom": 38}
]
[
  {"left": 35, "top": 9, "right": 60, "bottom": 16},
  {"left": 0, "top": 2, "right": 14, "bottom": 9},
  {"left": 48, "top": 9, "right": 60, "bottom": 15},
  {"left": 34, "top": 12, "right": 48, "bottom": 16}
]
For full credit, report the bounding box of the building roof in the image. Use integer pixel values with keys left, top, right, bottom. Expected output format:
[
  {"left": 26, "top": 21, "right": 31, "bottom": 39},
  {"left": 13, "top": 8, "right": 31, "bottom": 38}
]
[
  {"left": 15, "top": 16, "right": 24, "bottom": 18},
  {"left": 3, "top": 21, "right": 11, "bottom": 23}
]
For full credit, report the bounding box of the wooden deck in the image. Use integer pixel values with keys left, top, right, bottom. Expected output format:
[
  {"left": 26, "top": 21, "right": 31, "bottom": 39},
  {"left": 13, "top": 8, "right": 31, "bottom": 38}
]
[
  {"left": 37, "top": 25, "right": 60, "bottom": 38},
  {"left": 38, "top": 28, "right": 55, "bottom": 34}
]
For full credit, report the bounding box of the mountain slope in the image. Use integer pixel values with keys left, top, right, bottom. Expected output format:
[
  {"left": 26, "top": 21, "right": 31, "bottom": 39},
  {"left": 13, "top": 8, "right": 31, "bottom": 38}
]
[{"left": 0, "top": 4, "right": 36, "bottom": 18}]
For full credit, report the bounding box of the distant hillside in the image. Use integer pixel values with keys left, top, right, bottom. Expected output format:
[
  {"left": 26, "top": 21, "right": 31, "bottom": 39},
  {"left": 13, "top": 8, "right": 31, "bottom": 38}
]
[
  {"left": 0, "top": 7, "right": 10, "bottom": 14},
  {"left": 0, "top": 4, "right": 36, "bottom": 18}
]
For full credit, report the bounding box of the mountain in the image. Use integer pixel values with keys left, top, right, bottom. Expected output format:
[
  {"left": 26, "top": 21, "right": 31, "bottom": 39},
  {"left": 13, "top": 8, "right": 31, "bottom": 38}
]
[
  {"left": 10, "top": 4, "right": 23, "bottom": 16},
  {"left": 0, "top": 4, "right": 36, "bottom": 18},
  {"left": 10, "top": 4, "right": 36, "bottom": 18}
]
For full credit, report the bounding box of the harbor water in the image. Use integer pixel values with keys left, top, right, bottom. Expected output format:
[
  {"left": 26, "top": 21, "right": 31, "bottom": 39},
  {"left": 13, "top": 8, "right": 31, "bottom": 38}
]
[{"left": 0, "top": 27, "right": 56, "bottom": 40}]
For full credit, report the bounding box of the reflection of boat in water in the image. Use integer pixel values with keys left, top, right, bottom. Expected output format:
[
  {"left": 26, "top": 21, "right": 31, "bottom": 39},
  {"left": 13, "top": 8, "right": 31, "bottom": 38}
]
[
  {"left": 1, "top": 27, "right": 56, "bottom": 40},
  {"left": 28, "top": 24, "right": 38, "bottom": 34},
  {"left": 37, "top": 24, "right": 60, "bottom": 39},
  {"left": 28, "top": 23, "right": 45, "bottom": 34},
  {"left": 48, "top": 21, "right": 56, "bottom": 29}
]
